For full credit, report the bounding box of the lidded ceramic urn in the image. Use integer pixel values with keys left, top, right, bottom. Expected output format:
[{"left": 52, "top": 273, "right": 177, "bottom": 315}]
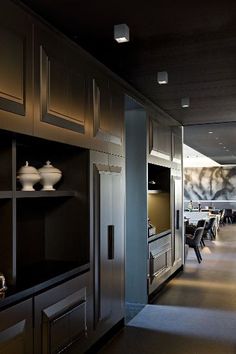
[
  {"left": 38, "top": 161, "right": 62, "bottom": 191},
  {"left": 17, "top": 161, "right": 41, "bottom": 191}
]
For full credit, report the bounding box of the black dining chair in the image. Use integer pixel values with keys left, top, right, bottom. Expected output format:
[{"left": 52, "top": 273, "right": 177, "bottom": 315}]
[
  {"left": 204, "top": 217, "right": 216, "bottom": 240},
  {"left": 196, "top": 219, "right": 207, "bottom": 247},
  {"left": 219, "top": 209, "right": 225, "bottom": 226},
  {"left": 185, "top": 227, "right": 204, "bottom": 263},
  {"left": 224, "top": 209, "right": 233, "bottom": 224},
  {"left": 185, "top": 219, "right": 206, "bottom": 247}
]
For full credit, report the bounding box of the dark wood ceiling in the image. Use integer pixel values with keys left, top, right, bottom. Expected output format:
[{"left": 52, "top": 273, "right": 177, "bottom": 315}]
[{"left": 20, "top": 0, "right": 236, "bottom": 162}]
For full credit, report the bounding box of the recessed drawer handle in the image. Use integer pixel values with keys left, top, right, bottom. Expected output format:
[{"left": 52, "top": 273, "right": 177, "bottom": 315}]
[{"left": 108, "top": 225, "right": 114, "bottom": 260}]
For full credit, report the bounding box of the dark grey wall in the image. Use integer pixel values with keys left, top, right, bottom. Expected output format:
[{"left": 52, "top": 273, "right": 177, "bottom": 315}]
[{"left": 125, "top": 109, "right": 148, "bottom": 305}]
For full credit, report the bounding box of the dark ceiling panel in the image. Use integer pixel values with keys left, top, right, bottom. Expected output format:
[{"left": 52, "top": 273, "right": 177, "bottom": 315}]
[
  {"left": 184, "top": 122, "right": 236, "bottom": 164},
  {"left": 19, "top": 0, "right": 236, "bottom": 161}
]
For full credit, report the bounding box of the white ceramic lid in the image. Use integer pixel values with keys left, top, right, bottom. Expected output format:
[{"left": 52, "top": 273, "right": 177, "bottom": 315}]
[
  {"left": 38, "top": 161, "right": 62, "bottom": 174},
  {"left": 18, "top": 161, "right": 39, "bottom": 175}
]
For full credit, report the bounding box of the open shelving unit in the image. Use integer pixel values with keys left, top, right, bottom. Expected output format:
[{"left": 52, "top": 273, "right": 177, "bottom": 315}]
[{"left": 0, "top": 132, "right": 90, "bottom": 289}]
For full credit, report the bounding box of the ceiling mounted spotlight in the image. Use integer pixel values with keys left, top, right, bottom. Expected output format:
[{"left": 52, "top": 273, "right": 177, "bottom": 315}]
[
  {"left": 157, "top": 71, "right": 168, "bottom": 84},
  {"left": 181, "top": 97, "right": 190, "bottom": 108},
  {"left": 114, "top": 24, "right": 129, "bottom": 43}
]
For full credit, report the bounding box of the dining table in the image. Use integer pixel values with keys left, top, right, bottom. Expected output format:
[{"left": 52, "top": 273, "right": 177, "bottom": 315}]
[{"left": 184, "top": 210, "right": 220, "bottom": 235}]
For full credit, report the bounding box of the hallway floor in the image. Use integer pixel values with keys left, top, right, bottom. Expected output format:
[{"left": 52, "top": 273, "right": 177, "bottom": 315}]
[{"left": 99, "top": 224, "right": 236, "bottom": 354}]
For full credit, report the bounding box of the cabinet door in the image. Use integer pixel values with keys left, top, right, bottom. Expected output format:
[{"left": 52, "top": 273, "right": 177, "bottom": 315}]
[
  {"left": 171, "top": 127, "right": 183, "bottom": 267},
  {"left": 172, "top": 175, "right": 183, "bottom": 266},
  {"left": 172, "top": 127, "right": 182, "bottom": 165},
  {"left": 0, "top": 0, "right": 33, "bottom": 134},
  {"left": 34, "top": 24, "right": 88, "bottom": 145},
  {"left": 149, "top": 118, "right": 171, "bottom": 162},
  {"left": 0, "top": 299, "right": 33, "bottom": 354},
  {"left": 92, "top": 74, "right": 124, "bottom": 146},
  {"left": 91, "top": 152, "right": 124, "bottom": 337},
  {"left": 34, "top": 273, "right": 89, "bottom": 354}
]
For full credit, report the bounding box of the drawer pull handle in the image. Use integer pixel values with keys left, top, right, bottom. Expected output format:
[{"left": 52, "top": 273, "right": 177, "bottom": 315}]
[{"left": 108, "top": 225, "right": 114, "bottom": 260}]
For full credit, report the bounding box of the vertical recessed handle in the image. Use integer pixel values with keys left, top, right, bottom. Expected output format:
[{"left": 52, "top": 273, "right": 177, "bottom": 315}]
[
  {"left": 108, "top": 225, "right": 114, "bottom": 260},
  {"left": 176, "top": 210, "right": 180, "bottom": 230}
]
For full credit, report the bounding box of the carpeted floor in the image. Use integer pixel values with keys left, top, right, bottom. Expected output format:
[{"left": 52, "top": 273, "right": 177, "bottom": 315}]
[{"left": 98, "top": 224, "right": 236, "bottom": 354}]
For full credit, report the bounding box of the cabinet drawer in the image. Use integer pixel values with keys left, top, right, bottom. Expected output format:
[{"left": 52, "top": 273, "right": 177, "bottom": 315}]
[
  {"left": 34, "top": 273, "right": 89, "bottom": 354},
  {"left": 42, "top": 290, "right": 87, "bottom": 354},
  {"left": 0, "top": 298, "right": 33, "bottom": 354}
]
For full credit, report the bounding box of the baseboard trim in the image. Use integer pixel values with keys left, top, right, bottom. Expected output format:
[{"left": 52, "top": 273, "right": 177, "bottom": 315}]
[
  {"left": 85, "top": 318, "right": 124, "bottom": 354},
  {"left": 148, "top": 265, "right": 184, "bottom": 303}
]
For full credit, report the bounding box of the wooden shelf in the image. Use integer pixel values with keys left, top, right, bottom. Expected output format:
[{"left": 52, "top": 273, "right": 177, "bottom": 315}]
[
  {"left": 148, "top": 189, "right": 162, "bottom": 194},
  {"left": 0, "top": 191, "right": 13, "bottom": 199},
  {"left": 15, "top": 190, "right": 77, "bottom": 199}
]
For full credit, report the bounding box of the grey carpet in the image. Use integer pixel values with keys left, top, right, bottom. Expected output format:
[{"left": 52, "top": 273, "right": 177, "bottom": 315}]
[{"left": 99, "top": 224, "right": 236, "bottom": 354}]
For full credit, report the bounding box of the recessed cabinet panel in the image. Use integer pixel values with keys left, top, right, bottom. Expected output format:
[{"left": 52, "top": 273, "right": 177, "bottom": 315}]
[
  {"left": 0, "top": 29, "right": 24, "bottom": 110},
  {"left": 40, "top": 45, "right": 86, "bottom": 134},
  {"left": 93, "top": 77, "right": 110, "bottom": 136},
  {"left": 42, "top": 290, "right": 87, "bottom": 354},
  {"left": 0, "top": 299, "right": 33, "bottom": 354},
  {"left": 172, "top": 129, "right": 182, "bottom": 165},
  {"left": 99, "top": 172, "right": 113, "bottom": 321},
  {"left": 0, "top": 1, "right": 33, "bottom": 134},
  {"left": 92, "top": 76, "right": 123, "bottom": 145},
  {"left": 172, "top": 176, "right": 183, "bottom": 266},
  {"left": 110, "top": 80, "right": 124, "bottom": 144},
  {"left": 34, "top": 274, "right": 89, "bottom": 354},
  {"left": 149, "top": 118, "right": 171, "bottom": 161},
  {"left": 34, "top": 24, "right": 88, "bottom": 142},
  {"left": 92, "top": 153, "right": 124, "bottom": 338}
]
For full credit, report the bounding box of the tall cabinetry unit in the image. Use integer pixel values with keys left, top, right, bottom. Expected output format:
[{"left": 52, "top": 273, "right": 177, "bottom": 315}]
[
  {"left": 171, "top": 126, "right": 183, "bottom": 270},
  {"left": 147, "top": 116, "right": 183, "bottom": 297},
  {"left": 90, "top": 151, "right": 125, "bottom": 342}
]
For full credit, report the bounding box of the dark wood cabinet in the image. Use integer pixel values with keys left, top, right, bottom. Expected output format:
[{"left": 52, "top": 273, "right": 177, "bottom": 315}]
[
  {"left": 149, "top": 118, "right": 171, "bottom": 163},
  {"left": 33, "top": 23, "right": 89, "bottom": 146},
  {"left": 0, "top": 299, "right": 33, "bottom": 354},
  {"left": 90, "top": 151, "right": 125, "bottom": 340},
  {"left": 171, "top": 127, "right": 183, "bottom": 268},
  {"left": 92, "top": 73, "right": 124, "bottom": 146},
  {"left": 0, "top": 132, "right": 90, "bottom": 287},
  {"left": 0, "top": 0, "right": 125, "bottom": 154},
  {"left": 0, "top": 0, "right": 33, "bottom": 135},
  {"left": 34, "top": 273, "right": 90, "bottom": 354}
]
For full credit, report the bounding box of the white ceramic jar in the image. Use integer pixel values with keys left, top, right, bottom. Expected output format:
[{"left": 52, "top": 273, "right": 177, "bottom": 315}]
[
  {"left": 17, "top": 161, "right": 41, "bottom": 191},
  {"left": 38, "top": 161, "right": 62, "bottom": 191}
]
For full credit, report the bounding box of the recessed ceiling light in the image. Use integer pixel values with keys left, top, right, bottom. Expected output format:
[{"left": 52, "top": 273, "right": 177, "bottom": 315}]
[
  {"left": 223, "top": 147, "right": 226, "bottom": 149},
  {"left": 226, "top": 149, "right": 229, "bottom": 152},
  {"left": 215, "top": 137, "right": 219, "bottom": 140},
  {"left": 219, "top": 142, "right": 223, "bottom": 145},
  {"left": 181, "top": 97, "right": 190, "bottom": 108},
  {"left": 208, "top": 131, "right": 213, "bottom": 134},
  {"left": 114, "top": 24, "right": 130, "bottom": 43},
  {"left": 157, "top": 71, "right": 168, "bottom": 84}
]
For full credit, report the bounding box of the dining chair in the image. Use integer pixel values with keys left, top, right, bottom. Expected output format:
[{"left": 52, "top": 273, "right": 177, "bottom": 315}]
[
  {"left": 219, "top": 209, "right": 225, "bottom": 226},
  {"left": 185, "top": 219, "right": 206, "bottom": 247},
  {"left": 224, "top": 209, "right": 233, "bottom": 224},
  {"left": 185, "top": 227, "right": 204, "bottom": 263},
  {"left": 204, "top": 217, "right": 216, "bottom": 240}
]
